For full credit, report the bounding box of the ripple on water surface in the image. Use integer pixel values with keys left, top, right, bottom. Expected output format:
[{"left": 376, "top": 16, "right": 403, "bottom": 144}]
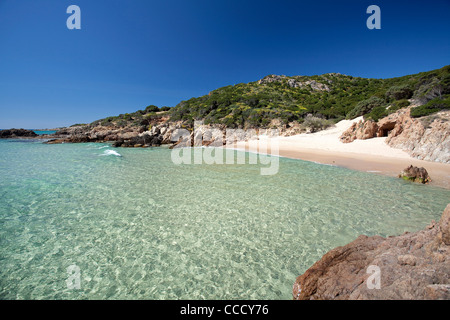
[{"left": 0, "top": 141, "right": 449, "bottom": 299}]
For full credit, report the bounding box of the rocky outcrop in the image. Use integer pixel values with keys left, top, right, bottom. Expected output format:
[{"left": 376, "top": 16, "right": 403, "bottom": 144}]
[
  {"left": 0, "top": 128, "right": 38, "bottom": 138},
  {"left": 44, "top": 119, "right": 168, "bottom": 147},
  {"left": 45, "top": 135, "right": 93, "bottom": 144},
  {"left": 112, "top": 133, "right": 163, "bottom": 148},
  {"left": 52, "top": 125, "right": 146, "bottom": 142},
  {"left": 287, "top": 79, "right": 330, "bottom": 92},
  {"left": 258, "top": 75, "right": 330, "bottom": 92},
  {"left": 293, "top": 204, "right": 450, "bottom": 300},
  {"left": 50, "top": 118, "right": 301, "bottom": 149},
  {"left": 340, "top": 107, "right": 450, "bottom": 163},
  {"left": 398, "top": 165, "right": 431, "bottom": 184},
  {"left": 387, "top": 110, "right": 450, "bottom": 163},
  {"left": 340, "top": 119, "right": 378, "bottom": 143},
  {"left": 258, "top": 74, "right": 286, "bottom": 84}
]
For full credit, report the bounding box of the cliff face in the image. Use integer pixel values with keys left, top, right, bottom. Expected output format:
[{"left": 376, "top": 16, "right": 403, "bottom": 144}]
[
  {"left": 340, "top": 107, "right": 450, "bottom": 163},
  {"left": 293, "top": 204, "right": 450, "bottom": 300},
  {"left": 386, "top": 110, "right": 450, "bottom": 163}
]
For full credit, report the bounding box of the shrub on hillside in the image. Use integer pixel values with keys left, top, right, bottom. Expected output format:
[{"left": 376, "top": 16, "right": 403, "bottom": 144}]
[
  {"left": 302, "top": 114, "right": 333, "bottom": 133},
  {"left": 346, "top": 96, "right": 385, "bottom": 119},
  {"left": 391, "top": 99, "right": 411, "bottom": 110},
  {"left": 410, "top": 97, "right": 450, "bottom": 118},
  {"left": 414, "top": 77, "right": 450, "bottom": 105},
  {"left": 145, "top": 105, "right": 160, "bottom": 113},
  {"left": 385, "top": 85, "right": 413, "bottom": 101},
  {"left": 365, "top": 106, "right": 388, "bottom": 122},
  {"left": 365, "top": 99, "right": 411, "bottom": 122}
]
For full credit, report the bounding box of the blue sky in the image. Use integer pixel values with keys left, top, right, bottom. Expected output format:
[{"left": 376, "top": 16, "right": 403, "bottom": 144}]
[{"left": 0, "top": 0, "right": 449, "bottom": 128}]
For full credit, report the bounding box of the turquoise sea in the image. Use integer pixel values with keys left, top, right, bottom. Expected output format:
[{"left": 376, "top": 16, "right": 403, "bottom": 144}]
[
  {"left": 33, "top": 130, "right": 57, "bottom": 136},
  {"left": 0, "top": 139, "right": 449, "bottom": 299}
]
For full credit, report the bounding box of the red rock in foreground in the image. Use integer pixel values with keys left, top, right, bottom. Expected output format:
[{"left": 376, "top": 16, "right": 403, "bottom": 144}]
[{"left": 293, "top": 204, "right": 450, "bottom": 300}]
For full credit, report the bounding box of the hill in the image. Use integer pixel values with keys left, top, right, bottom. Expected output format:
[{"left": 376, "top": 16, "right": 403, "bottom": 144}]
[
  {"left": 169, "top": 65, "right": 450, "bottom": 127},
  {"left": 86, "top": 65, "right": 450, "bottom": 131}
]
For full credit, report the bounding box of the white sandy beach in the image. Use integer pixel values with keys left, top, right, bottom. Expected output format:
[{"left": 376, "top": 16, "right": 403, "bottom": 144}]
[{"left": 228, "top": 117, "right": 450, "bottom": 189}]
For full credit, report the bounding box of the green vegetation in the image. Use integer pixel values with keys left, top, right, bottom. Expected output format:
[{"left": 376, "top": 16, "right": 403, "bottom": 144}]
[
  {"left": 168, "top": 65, "right": 450, "bottom": 128},
  {"left": 400, "top": 175, "right": 430, "bottom": 184},
  {"left": 85, "top": 65, "right": 450, "bottom": 129},
  {"left": 302, "top": 114, "right": 334, "bottom": 133},
  {"left": 145, "top": 105, "right": 160, "bottom": 113},
  {"left": 385, "top": 84, "right": 413, "bottom": 101},
  {"left": 410, "top": 96, "right": 450, "bottom": 117},
  {"left": 346, "top": 96, "right": 385, "bottom": 120},
  {"left": 90, "top": 105, "right": 170, "bottom": 128},
  {"left": 365, "top": 99, "right": 411, "bottom": 122}
]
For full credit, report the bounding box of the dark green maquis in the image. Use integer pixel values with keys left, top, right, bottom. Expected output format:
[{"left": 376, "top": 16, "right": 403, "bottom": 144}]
[{"left": 89, "top": 65, "right": 450, "bottom": 129}]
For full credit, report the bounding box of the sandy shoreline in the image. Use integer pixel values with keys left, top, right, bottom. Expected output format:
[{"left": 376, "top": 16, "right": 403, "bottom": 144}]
[{"left": 227, "top": 118, "right": 450, "bottom": 190}]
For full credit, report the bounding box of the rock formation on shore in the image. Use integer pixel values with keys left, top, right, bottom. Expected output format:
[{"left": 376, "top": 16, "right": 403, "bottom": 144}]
[
  {"left": 293, "top": 204, "right": 450, "bottom": 300},
  {"left": 37, "top": 65, "right": 450, "bottom": 154},
  {"left": 0, "top": 128, "right": 38, "bottom": 138},
  {"left": 398, "top": 165, "right": 431, "bottom": 184},
  {"left": 258, "top": 75, "right": 331, "bottom": 92},
  {"left": 44, "top": 116, "right": 171, "bottom": 147},
  {"left": 43, "top": 118, "right": 284, "bottom": 148},
  {"left": 339, "top": 119, "right": 378, "bottom": 143},
  {"left": 340, "top": 107, "right": 450, "bottom": 163},
  {"left": 387, "top": 110, "right": 450, "bottom": 163}
]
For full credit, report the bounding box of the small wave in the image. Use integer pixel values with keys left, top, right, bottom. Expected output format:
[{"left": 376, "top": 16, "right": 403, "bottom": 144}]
[
  {"left": 98, "top": 146, "right": 109, "bottom": 149},
  {"left": 100, "top": 150, "right": 122, "bottom": 157}
]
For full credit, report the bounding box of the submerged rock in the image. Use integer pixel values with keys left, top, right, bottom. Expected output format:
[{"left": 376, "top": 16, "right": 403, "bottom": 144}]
[{"left": 293, "top": 204, "right": 450, "bottom": 300}]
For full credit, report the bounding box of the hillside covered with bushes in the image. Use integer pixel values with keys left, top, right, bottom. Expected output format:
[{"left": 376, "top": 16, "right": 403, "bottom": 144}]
[{"left": 85, "top": 65, "right": 450, "bottom": 130}]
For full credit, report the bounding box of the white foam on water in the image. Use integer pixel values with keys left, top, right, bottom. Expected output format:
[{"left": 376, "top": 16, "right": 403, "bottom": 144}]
[{"left": 100, "top": 149, "right": 122, "bottom": 157}]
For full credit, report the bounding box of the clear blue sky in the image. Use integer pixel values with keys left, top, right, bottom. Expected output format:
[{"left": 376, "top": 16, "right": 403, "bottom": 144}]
[{"left": 0, "top": 0, "right": 449, "bottom": 128}]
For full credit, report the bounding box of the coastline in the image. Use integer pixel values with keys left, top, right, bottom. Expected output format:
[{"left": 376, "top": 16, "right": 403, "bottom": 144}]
[
  {"left": 227, "top": 119, "right": 450, "bottom": 190},
  {"left": 2, "top": 136, "right": 449, "bottom": 300}
]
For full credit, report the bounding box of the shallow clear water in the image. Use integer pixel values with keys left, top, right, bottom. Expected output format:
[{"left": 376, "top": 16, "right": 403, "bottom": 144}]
[
  {"left": 0, "top": 139, "right": 449, "bottom": 299},
  {"left": 32, "top": 130, "right": 57, "bottom": 135}
]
